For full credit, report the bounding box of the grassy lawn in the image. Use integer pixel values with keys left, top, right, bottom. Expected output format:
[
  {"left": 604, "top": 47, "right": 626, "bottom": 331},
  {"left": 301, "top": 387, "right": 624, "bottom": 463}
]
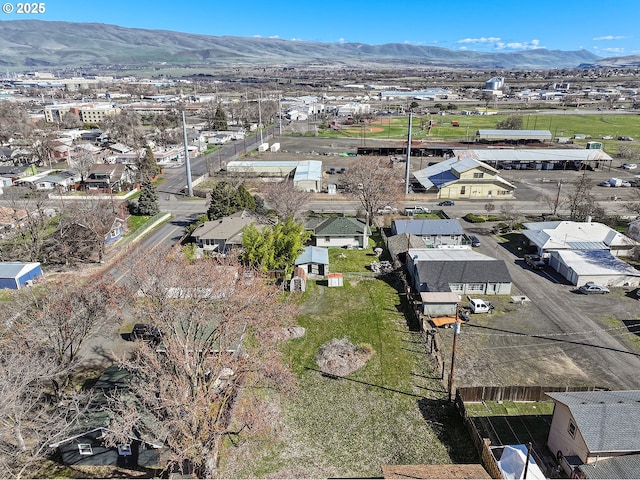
[
  {"left": 465, "top": 401, "right": 554, "bottom": 417},
  {"left": 318, "top": 113, "right": 638, "bottom": 156},
  {"left": 221, "top": 249, "right": 477, "bottom": 478}
]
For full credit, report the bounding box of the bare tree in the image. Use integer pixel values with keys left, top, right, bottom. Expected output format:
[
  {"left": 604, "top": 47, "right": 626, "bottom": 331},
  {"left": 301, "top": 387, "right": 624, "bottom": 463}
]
[
  {"left": 1, "top": 189, "right": 54, "bottom": 263},
  {"left": 101, "top": 110, "right": 144, "bottom": 148},
  {"left": 46, "top": 198, "right": 123, "bottom": 264},
  {"left": 537, "top": 181, "right": 567, "bottom": 216},
  {"left": 0, "top": 345, "right": 92, "bottom": 478},
  {"left": 499, "top": 203, "right": 522, "bottom": 231},
  {"left": 68, "top": 151, "right": 97, "bottom": 184},
  {"left": 261, "top": 179, "right": 312, "bottom": 220},
  {"left": 566, "top": 173, "right": 603, "bottom": 221},
  {"left": 341, "top": 157, "right": 404, "bottom": 225},
  {"left": 7, "top": 277, "right": 125, "bottom": 394},
  {"left": 0, "top": 101, "right": 32, "bottom": 143},
  {"left": 107, "top": 248, "right": 297, "bottom": 478}
]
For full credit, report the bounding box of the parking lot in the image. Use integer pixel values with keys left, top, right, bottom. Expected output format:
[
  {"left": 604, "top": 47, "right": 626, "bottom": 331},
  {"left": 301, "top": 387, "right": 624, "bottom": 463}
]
[{"left": 440, "top": 221, "right": 640, "bottom": 391}]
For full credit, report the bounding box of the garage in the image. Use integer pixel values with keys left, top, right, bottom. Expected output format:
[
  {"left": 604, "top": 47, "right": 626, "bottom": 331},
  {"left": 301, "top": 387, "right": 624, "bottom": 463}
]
[
  {"left": 0, "top": 262, "right": 43, "bottom": 289},
  {"left": 548, "top": 250, "right": 640, "bottom": 287}
]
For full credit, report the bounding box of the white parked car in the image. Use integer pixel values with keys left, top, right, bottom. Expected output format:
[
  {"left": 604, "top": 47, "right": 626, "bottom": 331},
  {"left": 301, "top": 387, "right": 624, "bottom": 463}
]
[
  {"left": 621, "top": 163, "right": 637, "bottom": 170},
  {"left": 377, "top": 206, "right": 398, "bottom": 214}
]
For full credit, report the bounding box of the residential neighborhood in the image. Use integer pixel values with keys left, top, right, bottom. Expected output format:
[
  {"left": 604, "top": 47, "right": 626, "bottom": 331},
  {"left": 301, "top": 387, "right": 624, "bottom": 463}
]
[{"left": 2, "top": 19, "right": 640, "bottom": 480}]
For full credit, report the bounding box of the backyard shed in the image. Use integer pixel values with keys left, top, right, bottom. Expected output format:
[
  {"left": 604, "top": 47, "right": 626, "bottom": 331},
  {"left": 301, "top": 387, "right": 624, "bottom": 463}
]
[{"left": 0, "top": 262, "right": 42, "bottom": 289}]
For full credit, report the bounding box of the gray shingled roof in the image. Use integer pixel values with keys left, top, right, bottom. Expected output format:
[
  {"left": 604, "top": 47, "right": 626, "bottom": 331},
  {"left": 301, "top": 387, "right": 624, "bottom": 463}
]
[
  {"left": 578, "top": 453, "right": 640, "bottom": 479},
  {"left": 546, "top": 390, "right": 640, "bottom": 453},
  {"left": 417, "top": 260, "right": 512, "bottom": 290},
  {"left": 393, "top": 219, "right": 464, "bottom": 236}
]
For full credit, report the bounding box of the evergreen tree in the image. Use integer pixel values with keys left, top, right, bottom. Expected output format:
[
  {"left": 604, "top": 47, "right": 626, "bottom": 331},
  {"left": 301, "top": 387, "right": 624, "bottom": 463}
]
[
  {"left": 137, "top": 181, "right": 160, "bottom": 216},
  {"left": 213, "top": 106, "right": 228, "bottom": 131},
  {"left": 237, "top": 184, "right": 256, "bottom": 211},
  {"left": 138, "top": 146, "right": 158, "bottom": 182},
  {"left": 207, "top": 181, "right": 242, "bottom": 220}
]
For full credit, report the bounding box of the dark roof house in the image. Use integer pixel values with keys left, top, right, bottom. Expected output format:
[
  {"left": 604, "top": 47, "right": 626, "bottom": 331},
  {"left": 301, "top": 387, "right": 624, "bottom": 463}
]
[
  {"left": 49, "top": 365, "right": 164, "bottom": 468},
  {"left": 308, "top": 217, "right": 371, "bottom": 249}
]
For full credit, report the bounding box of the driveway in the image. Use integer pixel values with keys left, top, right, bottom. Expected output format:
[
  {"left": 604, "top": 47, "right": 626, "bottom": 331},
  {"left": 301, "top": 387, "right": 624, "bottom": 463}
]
[{"left": 442, "top": 221, "right": 640, "bottom": 390}]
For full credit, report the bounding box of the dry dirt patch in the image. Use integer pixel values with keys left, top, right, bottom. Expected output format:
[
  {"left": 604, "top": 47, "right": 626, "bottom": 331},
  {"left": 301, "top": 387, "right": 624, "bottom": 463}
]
[{"left": 316, "top": 337, "right": 374, "bottom": 377}]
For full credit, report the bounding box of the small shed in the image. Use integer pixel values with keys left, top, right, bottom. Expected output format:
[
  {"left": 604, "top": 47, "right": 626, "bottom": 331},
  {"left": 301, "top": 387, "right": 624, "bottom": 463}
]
[
  {"left": 294, "top": 246, "right": 329, "bottom": 277},
  {"left": 420, "top": 291, "right": 460, "bottom": 317},
  {"left": 328, "top": 272, "right": 344, "bottom": 287},
  {"left": 0, "top": 262, "right": 42, "bottom": 289}
]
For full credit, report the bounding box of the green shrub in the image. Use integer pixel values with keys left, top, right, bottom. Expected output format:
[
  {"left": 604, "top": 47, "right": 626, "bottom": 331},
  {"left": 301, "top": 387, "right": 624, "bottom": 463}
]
[{"left": 464, "top": 213, "right": 486, "bottom": 223}]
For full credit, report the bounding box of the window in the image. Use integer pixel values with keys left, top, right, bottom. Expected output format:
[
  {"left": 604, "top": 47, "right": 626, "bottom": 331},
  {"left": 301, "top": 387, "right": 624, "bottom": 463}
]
[
  {"left": 473, "top": 172, "right": 485, "bottom": 179},
  {"left": 118, "top": 444, "right": 132, "bottom": 456},
  {"left": 78, "top": 444, "right": 93, "bottom": 455},
  {"left": 468, "top": 283, "right": 485, "bottom": 292},
  {"left": 460, "top": 186, "right": 466, "bottom": 194},
  {"left": 568, "top": 420, "right": 576, "bottom": 438}
]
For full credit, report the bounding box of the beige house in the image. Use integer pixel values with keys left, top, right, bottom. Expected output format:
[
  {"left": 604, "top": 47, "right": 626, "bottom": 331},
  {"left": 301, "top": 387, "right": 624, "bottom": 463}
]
[
  {"left": 412, "top": 157, "right": 515, "bottom": 200},
  {"left": 546, "top": 390, "right": 640, "bottom": 478}
]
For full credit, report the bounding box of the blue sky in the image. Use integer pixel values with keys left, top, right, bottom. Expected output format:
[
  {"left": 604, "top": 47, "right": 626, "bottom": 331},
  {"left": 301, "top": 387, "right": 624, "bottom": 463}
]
[{"left": 3, "top": 0, "right": 638, "bottom": 57}]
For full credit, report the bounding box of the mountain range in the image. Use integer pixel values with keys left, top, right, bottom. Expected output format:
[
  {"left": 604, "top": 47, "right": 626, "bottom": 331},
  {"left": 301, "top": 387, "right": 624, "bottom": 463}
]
[{"left": 0, "top": 20, "right": 619, "bottom": 70}]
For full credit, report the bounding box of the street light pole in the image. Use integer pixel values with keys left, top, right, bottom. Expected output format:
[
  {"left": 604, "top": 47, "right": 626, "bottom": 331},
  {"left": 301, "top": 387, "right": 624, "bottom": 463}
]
[{"left": 405, "top": 111, "right": 413, "bottom": 195}]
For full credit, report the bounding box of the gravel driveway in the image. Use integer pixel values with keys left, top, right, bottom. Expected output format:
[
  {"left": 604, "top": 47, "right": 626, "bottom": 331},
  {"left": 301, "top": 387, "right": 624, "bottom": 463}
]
[{"left": 440, "top": 222, "right": 640, "bottom": 391}]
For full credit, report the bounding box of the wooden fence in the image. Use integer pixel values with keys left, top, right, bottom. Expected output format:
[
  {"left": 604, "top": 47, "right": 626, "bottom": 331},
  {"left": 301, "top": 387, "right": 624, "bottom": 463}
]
[{"left": 457, "top": 385, "right": 605, "bottom": 403}]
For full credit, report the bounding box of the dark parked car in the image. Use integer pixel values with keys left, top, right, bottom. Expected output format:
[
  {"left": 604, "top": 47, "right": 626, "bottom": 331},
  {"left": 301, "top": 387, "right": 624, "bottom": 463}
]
[
  {"left": 438, "top": 200, "right": 455, "bottom": 206},
  {"left": 128, "top": 323, "right": 163, "bottom": 344},
  {"left": 469, "top": 235, "right": 481, "bottom": 247},
  {"left": 524, "top": 254, "right": 545, "bottom": 270}
]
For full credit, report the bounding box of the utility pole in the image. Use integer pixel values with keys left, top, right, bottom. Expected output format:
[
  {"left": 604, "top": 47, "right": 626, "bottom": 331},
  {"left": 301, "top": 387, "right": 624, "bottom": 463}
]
[
  {"left": 553, "top": 181, "right": 562, "bottom": 216},
  {"left": 523, "top": 442, "right": 533, "bottom": 479},
  {"left": 448, "top": 319, "right": 460, "bottom": 402},
  {"left": 405, "top": 111, "right": 413, "bottom": 195},
  {"left": 258, "top": 95, "right": 263, "bottom": 145},
  {"left": 182, "top": 110, "right": 193, "bottom": 197}
]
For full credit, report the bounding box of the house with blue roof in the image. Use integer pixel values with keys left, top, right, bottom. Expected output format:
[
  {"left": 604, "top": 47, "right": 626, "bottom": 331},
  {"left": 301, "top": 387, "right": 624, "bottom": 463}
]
[
  {"left": 546, "top": 390, "right": 640, "bottom": 478},
  {"left": 412, "top": 156, "right": 515, "bottom": 200}
]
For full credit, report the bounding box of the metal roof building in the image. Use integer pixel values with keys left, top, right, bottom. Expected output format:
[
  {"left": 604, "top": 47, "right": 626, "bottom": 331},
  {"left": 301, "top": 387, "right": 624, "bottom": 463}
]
[
  {"left": 476, "top": 129, "right": 553, "bottom": 141},
  {"left": 452, "top": 148, "right": 613, "bottom": 170}
]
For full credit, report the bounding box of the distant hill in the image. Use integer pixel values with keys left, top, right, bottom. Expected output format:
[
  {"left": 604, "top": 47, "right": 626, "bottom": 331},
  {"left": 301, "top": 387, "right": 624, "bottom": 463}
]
[
  {"left": 0, "top": 20, "right": 602, "bottom": 70},
  {"left": 578, "top": 54, "right": 640, "bottom": 68}
]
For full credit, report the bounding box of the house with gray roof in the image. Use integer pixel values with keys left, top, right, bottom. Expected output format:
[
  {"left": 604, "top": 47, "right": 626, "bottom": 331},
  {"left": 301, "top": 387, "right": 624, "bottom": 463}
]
[
  {"left": 309, "top": 217, "right": 370, "bottom": 249},
  {"left": 192, "top": 210, "right": 268, "bottom": 253},
  {"left": 546, "top": 390, "right": 640, "bottom": 478},
  {"left": 407, "top": 248, "right": 512, "bottom": 296},
  {"left": 391, "top": 219, "right": 467, "bottom": 247}
]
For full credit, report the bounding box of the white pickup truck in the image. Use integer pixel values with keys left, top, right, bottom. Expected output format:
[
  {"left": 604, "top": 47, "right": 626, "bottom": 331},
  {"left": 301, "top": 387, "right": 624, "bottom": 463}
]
[{"left": 404, "top": 205, "right": 430, "bottom": 216}]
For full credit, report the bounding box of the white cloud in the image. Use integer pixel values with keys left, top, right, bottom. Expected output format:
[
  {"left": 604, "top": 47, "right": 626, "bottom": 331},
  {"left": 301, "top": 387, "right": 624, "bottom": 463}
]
[
  {"left": 495, "top": 39, "right": 542, "bottom": 50},
  {"left": 599, "top": 47, "right": 626, "bottom": 53},
  {"left": 457, "top": 37, "right": 502, "bottom": 44},
  {"left": 268, "top": 35, "right": 280, "bottom": 39},
  {"left": 593, "top": 35, "right": 628, "bottom": 41},
  {"left": 338, "top": 38, "right": 345, "bottom": 44}
]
